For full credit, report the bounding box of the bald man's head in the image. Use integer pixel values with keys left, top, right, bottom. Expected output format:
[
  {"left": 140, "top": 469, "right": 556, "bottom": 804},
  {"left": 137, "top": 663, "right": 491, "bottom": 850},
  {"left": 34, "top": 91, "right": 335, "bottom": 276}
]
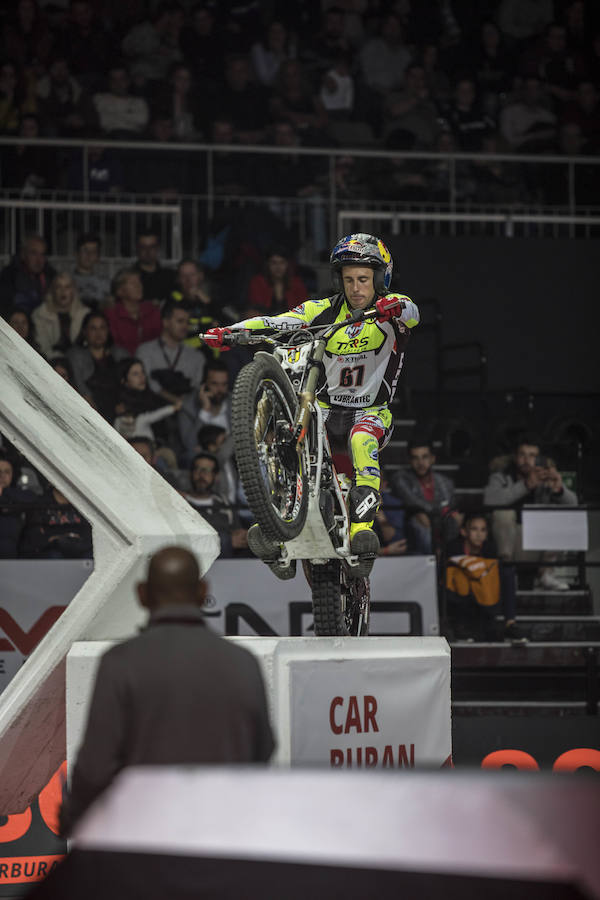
[{"left": 137, "top": 546, "right": 206, "bottom": 611}]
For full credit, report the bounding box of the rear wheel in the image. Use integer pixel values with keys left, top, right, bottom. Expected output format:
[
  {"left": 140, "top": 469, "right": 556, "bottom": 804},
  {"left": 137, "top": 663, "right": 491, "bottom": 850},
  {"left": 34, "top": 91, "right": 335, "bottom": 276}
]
[
  {"left": 232, "top": 354, "right": 308, "bottom": 542},
  {"left": 305, "top": 560, "right": 370, "bottom": 636}
]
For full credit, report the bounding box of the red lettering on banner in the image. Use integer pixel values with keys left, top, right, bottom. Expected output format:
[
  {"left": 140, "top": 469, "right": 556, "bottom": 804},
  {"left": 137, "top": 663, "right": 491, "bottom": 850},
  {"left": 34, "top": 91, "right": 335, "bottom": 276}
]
[
  {"left": 346, "top": 696, "right": 361, "bottom": 733},
  {"left": 329, "top": 697, "right": 343, "bottom": 734},
  {"left": 0, "top": 607, "right": 66, "bottom": 654},
  {"left": 481, "top": 750, "right": 540, "bottom": 770},
  {"left": 0, "top": 856, "right": 63, "bottom": 884},
  {"left": 552, "top": 748, "right": 600, "bottom": 772},
  {"left": 330, "top": 744, "right": 415, "bottom": 768},
  {"left": 0, "top": 808, "right": 32, "bottom": 843},
  {"left": 328, "top": 696, "right": 380, "bottom": 735},
  {"left": 38, "top": 761, "right": 67, "bottom": 835}
]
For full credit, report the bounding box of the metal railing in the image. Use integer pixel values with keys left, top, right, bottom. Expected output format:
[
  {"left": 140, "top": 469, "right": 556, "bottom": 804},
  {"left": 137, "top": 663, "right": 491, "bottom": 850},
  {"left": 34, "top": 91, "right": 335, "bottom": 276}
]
[{"left": 1, "top": 136, "right": 600, "bottom": 252}]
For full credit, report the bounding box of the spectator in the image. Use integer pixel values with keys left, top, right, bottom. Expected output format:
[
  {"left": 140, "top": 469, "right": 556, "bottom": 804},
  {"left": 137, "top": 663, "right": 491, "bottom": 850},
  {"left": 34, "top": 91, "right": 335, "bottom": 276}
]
[
  {"left": 427, "top": 129, "right": 475, "bottom": 203},
  {"left": 269, "top": 59, "right": 328, "bottom": 139},
  {"left": 472, "top": 20, "right": 516, "bottom": 115},
  {"left": 497, "top": 0, "right": 555, "bottom": 48},
  {"left": 519, "top": 22, "right": 585, "bottom": 105},
  {"left": 1, "top": 0, "right": 54, "bottom": 74},
  {"left": 0, "top": 234, "right": 56, "bottom": 317},
  {"left": 542, "top": 121, "right": 600, "bottom": 205},
  {"left": 133, "top": 229, "right": 177, "bottom": 304},
  {"left": 359, "top": 13, "right": 412, "bottom": 96},
  {"left": 71, "top": 233, "right": 111, "bottom": 308},
  {"left": 121, "top": 2, "right": 183, "bottom": 87},
  {"left": 184, "top": 424, "right": 237, "bottom": 503},
  {"left": 0, "top": 452, "right": 37, "bottom": 558},
  {"left": 0, "top": 114, "right": 54, "bottom": 194},
  {"left": 256, "top": 120, "right": 327, "bottom": 254},
  {"left": 214, "top": 55, "right": 269, "bottom": 145},
  {"left": 128, "top": 114, "right": 190, "bottom": 198},
  {"left": 66, "top": 141, "right": 124, "bottom": 194},
  {"left": 60, "top": 545, "right": 274, "bottom": 834},
  {"left": 561, "top": 80, "right": 600, "bottom": 152},
  {"left": 374, "top": 475, "right": 407, "bottom": 558},
  {"left": 6, "top": 307, "right": 41, "bottom": 353},
  {"left": 181, "top": 357, "right": 232, "bottom": 460},
  {"left": 368, "top": 129, "right": 429, "bottom": 203},
  {"left": 49, "top": 355, "right": 74, "bottom": 384},
  {"left": 114, "top": 357, "right": 180, "bottom": 443},
  {"left": 52, "top": 0, "right": 113, "bottom": 93},
  {"left": 180, "top": 3, "right": 225, "bottom": 90},
  {"left": 0, "top": 60, "right": 37, "bottom": 134},
  {"left": 127, "top": 435, "right": 182, "bottom": 489},
  {"left": 182, "top": 453, "right": 247, "bottom": 557},
  {"left": 389, "top": 437, "right": 461, "bottom": 555},
  {"left": 470, "top": 131, "right": 527, "bottom": 204},
  {"left": 445, "top": 512, "right": 527, "bottom": 644},
  {"left": 499, "top": 76, "right": 557, "bottom": 152},
  {"left": 67, "top": 311, "right": 127, "bottom": 420},
  {"left": 204, "top": 117, "right": 255, "bottom": 197},
  {"left": 137, "top": 301, "right": 205, "bottom": 409},
  {"left": 105, "top": 268, "right": 162, "bottom": 356},
  {"left": 93, "top": 64, "right": 149, "bottom": 138},
  {"left": 305, "top": 6, "right": 350, "bottom": 77},
  {"left": 246, "top": 248, "right": 308, "bottom": 316},
  {"left": 36, "top": 54, "right": 97, "bottom": 137},
  {"left": 19, "top": 483, "right": 93, "bottom": 559},
  {"left": 251, "top": 19, "right": 295, "bottom": 87},
  {"left": 442, "top": 76, "right": 495, "bottom": 151},
  {"left": 483, "top": 434, "right": 578, "bottom": 591},
  {"left": 419, "top": 42, "right": 452, "bottom": 107},
  {"left": 170, "top": 258, "right": 237, "bottom": 347},
  {"left": 383, "top": 63, "right": 440, "bottom": 148},
  {"left": 319, "top": 51, "right": 354, "bottom": 118},
  {"left": 31, "top": 272, "right": 88, "bottom": 360},
  {"left": 154, "top": 63, "right": 202, "bottom": 142}
]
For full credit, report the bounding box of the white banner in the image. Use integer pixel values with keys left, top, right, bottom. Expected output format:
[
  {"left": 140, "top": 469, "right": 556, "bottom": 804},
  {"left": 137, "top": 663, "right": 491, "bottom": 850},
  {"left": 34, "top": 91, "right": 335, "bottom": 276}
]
[{"left": 288, "top": 643, "right": 451, "bottom": 768}]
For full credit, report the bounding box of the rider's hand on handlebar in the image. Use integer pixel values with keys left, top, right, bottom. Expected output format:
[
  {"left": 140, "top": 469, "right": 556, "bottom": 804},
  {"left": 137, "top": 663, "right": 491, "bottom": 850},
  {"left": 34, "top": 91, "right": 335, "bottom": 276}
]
[
  {"left": 203, "top": 326, "right": 232, "bottom": 351},
  {"left": 375, "top": 295, "right": 406, "bottom": 322}
]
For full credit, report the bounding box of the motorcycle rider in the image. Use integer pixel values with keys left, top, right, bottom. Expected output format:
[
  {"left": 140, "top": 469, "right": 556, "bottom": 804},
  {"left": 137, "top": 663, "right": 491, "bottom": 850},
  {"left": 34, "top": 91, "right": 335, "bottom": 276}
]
[{"left": 203, "top": 233, "right": 419, "bottom": 578}]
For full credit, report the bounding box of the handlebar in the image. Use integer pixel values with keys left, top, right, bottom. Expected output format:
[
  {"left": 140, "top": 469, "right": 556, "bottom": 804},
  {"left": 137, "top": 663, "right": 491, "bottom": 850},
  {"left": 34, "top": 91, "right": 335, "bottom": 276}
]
[{"left": 198, "top": 305, "right": 382, "bottom": 349}]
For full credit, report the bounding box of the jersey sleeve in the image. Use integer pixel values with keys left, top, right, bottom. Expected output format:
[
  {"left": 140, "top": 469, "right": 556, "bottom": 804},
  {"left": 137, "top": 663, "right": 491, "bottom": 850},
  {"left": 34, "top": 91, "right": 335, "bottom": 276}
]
[{"left": 231, "top": 298, "right": 333, "bottom": 333}]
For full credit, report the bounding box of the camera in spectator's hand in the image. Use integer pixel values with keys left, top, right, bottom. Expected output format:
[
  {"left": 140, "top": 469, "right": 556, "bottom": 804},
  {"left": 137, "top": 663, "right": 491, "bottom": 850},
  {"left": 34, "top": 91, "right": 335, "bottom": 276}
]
[{"left": 535, "top": 455, "right": 548, "bottom": 468}]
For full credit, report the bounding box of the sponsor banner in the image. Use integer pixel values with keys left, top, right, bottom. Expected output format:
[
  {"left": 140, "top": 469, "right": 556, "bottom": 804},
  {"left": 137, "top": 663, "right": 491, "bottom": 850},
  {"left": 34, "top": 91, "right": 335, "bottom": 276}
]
[
  {"left": 203, "top": 557, "right": 439, "bottom": 639},
  {"left": 289, "top": 649, "right": 451, "bottom": 768}
]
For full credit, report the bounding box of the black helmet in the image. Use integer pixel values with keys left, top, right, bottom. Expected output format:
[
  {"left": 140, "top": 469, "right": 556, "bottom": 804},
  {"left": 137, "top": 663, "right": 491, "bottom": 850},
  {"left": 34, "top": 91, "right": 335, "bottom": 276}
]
[{"left": 330, "top": 232, "right": 393, "bottom": 295}]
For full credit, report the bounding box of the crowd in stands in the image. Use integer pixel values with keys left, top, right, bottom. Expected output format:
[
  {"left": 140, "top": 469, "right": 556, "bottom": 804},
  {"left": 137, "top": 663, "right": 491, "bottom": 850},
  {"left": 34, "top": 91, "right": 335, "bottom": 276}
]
[{"left": 0, "top": 0, "right": 599, "bottom": 208}]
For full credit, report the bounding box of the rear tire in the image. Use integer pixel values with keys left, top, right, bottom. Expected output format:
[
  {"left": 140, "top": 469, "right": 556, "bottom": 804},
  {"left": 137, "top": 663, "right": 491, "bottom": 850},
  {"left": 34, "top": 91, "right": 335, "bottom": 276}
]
[
  {"left": 232, "top": 354, "right": 308, "bottom": 542},
  {"left": 306, "top": 560, "right": 370, "bottom": 636}
]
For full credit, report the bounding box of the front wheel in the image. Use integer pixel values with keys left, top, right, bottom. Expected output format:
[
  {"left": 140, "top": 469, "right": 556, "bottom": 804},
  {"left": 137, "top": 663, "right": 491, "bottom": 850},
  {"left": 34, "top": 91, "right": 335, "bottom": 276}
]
[
  {"left": 305, "top": 560, "right": 371, "bottom": 636},
  {"left": 232, "top": 353, "right": 308, "bottom": 542}
]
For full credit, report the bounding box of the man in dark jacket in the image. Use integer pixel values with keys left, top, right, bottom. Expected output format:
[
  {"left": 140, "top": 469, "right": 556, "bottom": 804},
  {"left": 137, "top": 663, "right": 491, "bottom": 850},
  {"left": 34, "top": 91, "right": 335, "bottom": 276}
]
[
  {"left": 61, "top": 546, "right": 274, "bottom": 835},
  {"left": 390, "top": 437, "right": 460, "bottom": 554}
]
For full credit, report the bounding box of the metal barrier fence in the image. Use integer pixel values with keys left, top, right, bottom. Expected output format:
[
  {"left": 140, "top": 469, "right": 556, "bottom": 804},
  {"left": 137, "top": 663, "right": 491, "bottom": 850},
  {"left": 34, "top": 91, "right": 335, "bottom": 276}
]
[{"left": 1, "top": 136, "right": 600, "bottom": 258}]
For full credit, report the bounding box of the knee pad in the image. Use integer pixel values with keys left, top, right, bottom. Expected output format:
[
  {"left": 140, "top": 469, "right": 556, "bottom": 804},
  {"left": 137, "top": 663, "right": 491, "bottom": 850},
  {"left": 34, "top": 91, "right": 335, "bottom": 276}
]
[{"left": 349, "top": 485, "right": 381, "bottom": 523}]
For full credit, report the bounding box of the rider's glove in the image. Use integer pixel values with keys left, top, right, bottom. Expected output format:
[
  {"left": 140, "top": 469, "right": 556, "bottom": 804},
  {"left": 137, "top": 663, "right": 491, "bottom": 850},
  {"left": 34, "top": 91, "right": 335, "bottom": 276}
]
[
  {"left": 203, "top": 327, "right": 232, "bottom": 351},
  {"left": 375, "top": 295, "right": 407, "bottom": 322}
]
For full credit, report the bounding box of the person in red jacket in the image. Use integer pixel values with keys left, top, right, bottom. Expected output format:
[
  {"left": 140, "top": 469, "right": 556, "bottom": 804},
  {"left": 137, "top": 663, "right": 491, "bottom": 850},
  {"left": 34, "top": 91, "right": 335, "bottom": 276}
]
[
  {"left": 246, "top": 248, "right": 307, "bottom": 315},
  {"left": 106, "top": 268, "right": 162, "bottom": 356}
]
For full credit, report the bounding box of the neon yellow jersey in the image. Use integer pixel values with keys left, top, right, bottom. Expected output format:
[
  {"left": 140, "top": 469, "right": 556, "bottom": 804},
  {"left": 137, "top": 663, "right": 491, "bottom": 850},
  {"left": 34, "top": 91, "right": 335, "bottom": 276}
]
[{"left": 232, "top": 293, "right": 419, "bottom": 408}]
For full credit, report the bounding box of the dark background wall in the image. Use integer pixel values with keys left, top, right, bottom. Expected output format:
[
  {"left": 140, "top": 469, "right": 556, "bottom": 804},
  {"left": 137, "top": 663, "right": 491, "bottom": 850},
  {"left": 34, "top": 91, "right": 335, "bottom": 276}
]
[{"left": 385, "top": 237, "right": 598, "bottom": 394}]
